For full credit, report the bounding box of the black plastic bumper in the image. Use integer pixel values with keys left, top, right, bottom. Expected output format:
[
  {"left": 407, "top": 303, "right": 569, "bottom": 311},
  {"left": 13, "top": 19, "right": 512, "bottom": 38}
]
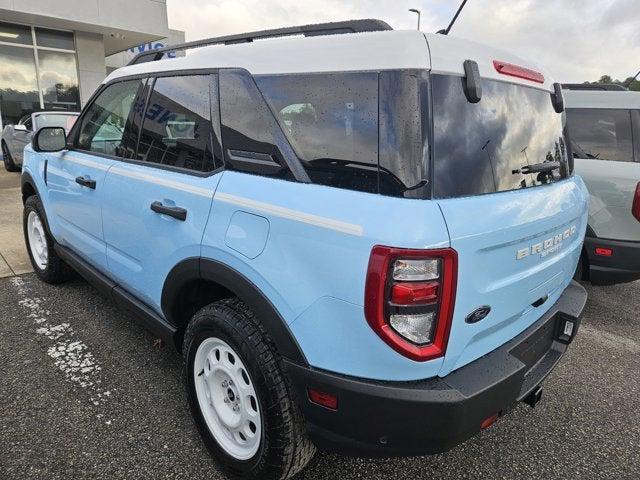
[
  {"left": 285, "top": 280, "right": 587, "bottom": 457},
  {"left": 585, "top": 236, "right": 640, "bottom": 285}
]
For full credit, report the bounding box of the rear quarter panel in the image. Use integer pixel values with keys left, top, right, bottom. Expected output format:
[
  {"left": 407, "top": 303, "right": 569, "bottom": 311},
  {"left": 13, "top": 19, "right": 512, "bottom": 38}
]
[
  {"left": 574, "top": 157, "right": 640, "bottom": 241},
  {"left": 201, "top": 171, "right": 452, "bottom": 380}
]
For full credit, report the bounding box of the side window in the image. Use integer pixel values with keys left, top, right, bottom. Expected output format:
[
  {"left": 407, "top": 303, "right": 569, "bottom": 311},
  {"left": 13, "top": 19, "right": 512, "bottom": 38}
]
[
  {"left": 76, "top": 79, "right": 143, "bottom": 156},
  {"left": 219, "top": 69, "right": 296, "bottom": 180},
  {"left": 136, "top": 74, "right": 222, "bottom": 173},
  {"left": 566, "top": 108, "right": 634, "bottom": 162},
  {"left": 23, "top": 116, "right": 33, "bottom": 131},
  {"left": 255, "top": 72, "right": 379, "bottom": 193}
]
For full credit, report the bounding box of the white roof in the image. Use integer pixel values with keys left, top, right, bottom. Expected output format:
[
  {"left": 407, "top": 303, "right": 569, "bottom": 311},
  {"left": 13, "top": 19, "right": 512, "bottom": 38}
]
[
  {"left": 564, "top": 90, "right": 640, "bottom": 110},
  {"left": 105, "top": 29, "right": 555, "bottom": 92}
]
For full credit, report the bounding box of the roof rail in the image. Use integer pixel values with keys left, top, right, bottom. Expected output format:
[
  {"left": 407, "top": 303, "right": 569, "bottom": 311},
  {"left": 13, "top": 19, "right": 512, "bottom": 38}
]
[
  {"left": 561, "top": 83, "right": 628, "bottom": 91},
  {"left": 127, "top": 19, "right": 393, "bottom": 66}
]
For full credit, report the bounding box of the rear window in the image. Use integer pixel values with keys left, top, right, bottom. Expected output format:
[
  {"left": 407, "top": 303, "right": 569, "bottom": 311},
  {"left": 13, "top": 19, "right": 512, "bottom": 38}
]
[
  {"left": 566, "top": 108, "right": 634, "bottom": 162},
  {"left": 432, "top": 75, "right": 570, "bottom": 199}
]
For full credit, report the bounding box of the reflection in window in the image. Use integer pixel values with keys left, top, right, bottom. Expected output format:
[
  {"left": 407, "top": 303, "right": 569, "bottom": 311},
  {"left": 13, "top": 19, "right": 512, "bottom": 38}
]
[
  {"left": 76, "top": 79, "right": 142, "bottom": 156},
  {"left": 432, "top": 74, "right": 569, "bottom": 199},
  {"left": 38, "top": 50, "right": 80, "bottom": 111},
  {"left": 0, "top": 22, "right": 32, "bottom": 45},
  {"left": 137, "top": 75, "right": 219, "bottom": 173},
  {"left": 256, "top": 72, "right": 379, "bottom": 193},
  {"left": 566, "top": 108, "right": 634, "bottom": 162},
  {"left": 0, "top": 44, "right": 40, "bottom": 126}
]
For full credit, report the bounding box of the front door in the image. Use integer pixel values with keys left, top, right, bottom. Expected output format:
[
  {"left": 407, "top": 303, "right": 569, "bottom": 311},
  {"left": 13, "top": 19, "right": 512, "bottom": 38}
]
[
  {"left": 46, "top": 78, "right": 146, "bottom": 270},
  {"left": 101, "top": 73, "right": 223, "bottom": 311}
]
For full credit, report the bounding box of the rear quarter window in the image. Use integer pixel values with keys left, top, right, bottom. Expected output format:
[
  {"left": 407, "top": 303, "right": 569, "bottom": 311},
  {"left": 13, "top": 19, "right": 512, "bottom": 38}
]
[{"left": 255, "top": 72, "right": 379, "bottom": 193}]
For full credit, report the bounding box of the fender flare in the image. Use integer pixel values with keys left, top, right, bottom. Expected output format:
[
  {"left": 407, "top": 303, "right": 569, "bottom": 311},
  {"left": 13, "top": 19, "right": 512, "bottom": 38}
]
[
  {"left": 162, "top": 257, "right": 308, "bottom": 366},
  {"left": 21, "top": 171, "right": 39, "bottom": 201}
]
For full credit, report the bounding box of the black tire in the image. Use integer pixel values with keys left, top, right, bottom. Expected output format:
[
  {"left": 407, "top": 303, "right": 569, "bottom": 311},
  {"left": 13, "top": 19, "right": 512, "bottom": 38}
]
[
  {"left": 183, "top": 298, "right": 315, "bottom": 480},
  {"left": 2, "top": 141, "right": 19, "bottom": 172},
  {"left": 23, "top": 195, "right": 71, "bottom": 284}
]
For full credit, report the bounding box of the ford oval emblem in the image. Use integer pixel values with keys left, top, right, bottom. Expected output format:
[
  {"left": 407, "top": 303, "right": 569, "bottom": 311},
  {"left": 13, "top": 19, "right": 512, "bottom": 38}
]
[{"left": 465, "top": 305, "right": 491, "bottom": 324}]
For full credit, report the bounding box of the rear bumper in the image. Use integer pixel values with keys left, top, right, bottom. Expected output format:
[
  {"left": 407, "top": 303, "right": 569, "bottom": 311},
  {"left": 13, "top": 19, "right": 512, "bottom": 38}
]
[
  {"left": 286, "top": 280, "right": 587, "bottom": 457},
  {"left": 585, "top": 236, "right": 640, "bottom": 285}
]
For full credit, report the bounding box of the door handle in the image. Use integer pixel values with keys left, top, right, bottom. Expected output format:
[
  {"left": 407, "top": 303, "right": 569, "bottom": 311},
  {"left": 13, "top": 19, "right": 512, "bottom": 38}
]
[
  {"left": 150, "top": 201, "right": 187, "bottom": 221},
  {"left": 75, "top": 176, "right": 96, "bottom": 189}
]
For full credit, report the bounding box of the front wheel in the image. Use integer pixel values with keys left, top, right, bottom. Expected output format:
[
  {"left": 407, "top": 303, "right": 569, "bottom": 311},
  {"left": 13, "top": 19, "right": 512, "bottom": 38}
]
[
  {"left": 23, "top": 195, "right": 70, "bottom": 283},
  {"left": 183, "top": 298, "right": 315, "bottom": 480}
]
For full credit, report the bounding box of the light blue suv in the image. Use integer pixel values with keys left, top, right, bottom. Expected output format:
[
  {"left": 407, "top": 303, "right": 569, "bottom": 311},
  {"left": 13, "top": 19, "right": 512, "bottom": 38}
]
[{"left": 21, "top": 20, "right": 589, "bottom": 480}]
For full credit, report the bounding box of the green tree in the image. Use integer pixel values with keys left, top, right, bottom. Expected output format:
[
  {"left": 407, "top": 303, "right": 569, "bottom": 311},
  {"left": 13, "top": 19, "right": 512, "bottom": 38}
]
[{"left": 584, "top": 73, "right": 640, "bottom": 91}]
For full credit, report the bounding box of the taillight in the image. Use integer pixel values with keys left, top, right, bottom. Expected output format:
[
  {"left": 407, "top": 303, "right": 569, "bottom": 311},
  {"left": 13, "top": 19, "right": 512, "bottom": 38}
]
[
  {"left": 493, "top": 60, "right": 545, "bottom": 84},
  {"left": 364, "top": 246, "right": 457, "bottom": 361},
  {"left": 633, "top": 182, "right": 640, "bottom": 222}
]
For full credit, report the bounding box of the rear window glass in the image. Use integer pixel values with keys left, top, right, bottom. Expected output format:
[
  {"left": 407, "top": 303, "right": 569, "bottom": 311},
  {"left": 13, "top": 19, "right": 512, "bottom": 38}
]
[
  {"left": 566, "top": 108, "right": 634, "bottom": 162},
  {"left": 432, "top": 75, "right": 570, "bottom": 199},
  {"left": 255, "top": 72, "right": 379, "bottom": 193}
]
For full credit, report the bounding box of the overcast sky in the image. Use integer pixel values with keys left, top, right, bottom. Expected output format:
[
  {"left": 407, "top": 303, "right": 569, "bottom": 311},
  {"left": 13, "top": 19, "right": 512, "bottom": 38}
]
[{"left": 166, "top": 0, "right": 639, "bottom": 83}]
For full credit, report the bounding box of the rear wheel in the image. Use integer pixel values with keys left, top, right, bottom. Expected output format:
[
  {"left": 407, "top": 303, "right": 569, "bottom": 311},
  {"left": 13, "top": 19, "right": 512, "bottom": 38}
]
[
  {"left": 23, "top": 195, "right": 70, "bottom": 283},
  {"left": 183, "top": 298, "right": 315, "bottom": 479},
  {"left": 2, "top": 142, "right": 19, "bottom": 172}
]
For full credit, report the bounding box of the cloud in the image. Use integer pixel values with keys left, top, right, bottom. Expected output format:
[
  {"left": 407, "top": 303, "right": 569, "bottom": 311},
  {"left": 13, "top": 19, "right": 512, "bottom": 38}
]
[{"left": 166, "top": 0, "right": 638, "bottom": 82}]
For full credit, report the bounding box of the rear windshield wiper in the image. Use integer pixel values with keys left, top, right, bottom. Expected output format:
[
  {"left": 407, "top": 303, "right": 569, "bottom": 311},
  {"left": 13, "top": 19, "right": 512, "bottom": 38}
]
[{"left": 512, "top": 161, "right": 561, "bottom": 175}]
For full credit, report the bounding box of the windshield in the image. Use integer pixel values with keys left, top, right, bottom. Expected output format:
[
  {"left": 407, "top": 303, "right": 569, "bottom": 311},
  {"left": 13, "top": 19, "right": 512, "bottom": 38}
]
[
  {"left": 432, "top": 74, "right": 570, "bottom": 199},
  {"left": 36, "top": 113, "right": 78, "bottom": 132}
]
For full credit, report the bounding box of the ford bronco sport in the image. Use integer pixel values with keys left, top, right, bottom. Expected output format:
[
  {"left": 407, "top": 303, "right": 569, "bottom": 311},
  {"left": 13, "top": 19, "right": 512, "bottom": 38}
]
[{"left": 21, "top": 20, "right": 588, "bottom": 480}]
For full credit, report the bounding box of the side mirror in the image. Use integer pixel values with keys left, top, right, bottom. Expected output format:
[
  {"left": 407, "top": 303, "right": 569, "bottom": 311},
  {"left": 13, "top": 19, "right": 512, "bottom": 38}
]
[
  {"left": 14, "top": 124, "right": 28, "bottom": 132},
  {"left": 33, "top": 127, "right": 67, "bottom": 153}
]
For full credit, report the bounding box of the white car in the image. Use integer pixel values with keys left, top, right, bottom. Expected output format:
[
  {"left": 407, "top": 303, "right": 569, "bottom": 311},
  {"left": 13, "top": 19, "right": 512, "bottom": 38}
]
[
  {"left": 2, "top": 111, "right": 79, "bottom": 172},
  {"left": 564, "top": 85, "right": 640, "bottom": 284}
]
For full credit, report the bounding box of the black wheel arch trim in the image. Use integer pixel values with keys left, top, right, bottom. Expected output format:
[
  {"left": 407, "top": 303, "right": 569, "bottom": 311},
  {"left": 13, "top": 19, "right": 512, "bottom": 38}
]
[
  {"left": 162, "top": 257, "right": 308, "bottom": 365},
  {"left": 21, "top": 171, "right": 39, "bottom": 202}
]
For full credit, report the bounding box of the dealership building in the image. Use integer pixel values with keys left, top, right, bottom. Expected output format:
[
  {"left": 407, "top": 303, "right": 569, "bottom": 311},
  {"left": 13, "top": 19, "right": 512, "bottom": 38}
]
[{"left": 0, "top": 0, "right": 182, "bottom": 131}]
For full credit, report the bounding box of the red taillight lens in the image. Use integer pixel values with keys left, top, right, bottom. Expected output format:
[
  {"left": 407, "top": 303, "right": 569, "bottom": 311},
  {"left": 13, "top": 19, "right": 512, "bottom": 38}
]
[
  {"left": 633, "top": 182, "right": 640, "bottom": 222},
  {"left": 493, "top": 60, "right": 545, "bottom": 84},
  {"left": 391, "top": 282, "right": 439, "bottom": 305},
  {"left": 364, "top": 246, "right": 457, "bottom": 362}
]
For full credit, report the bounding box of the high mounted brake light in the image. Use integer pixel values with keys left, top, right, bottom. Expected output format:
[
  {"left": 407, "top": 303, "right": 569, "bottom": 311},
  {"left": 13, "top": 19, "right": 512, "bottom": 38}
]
[
  {"left": 364, "top": 246, "right": 457, "bottom": 361},
  {"left": 493, "top": 60, "right": 545, "bottom": 84}
]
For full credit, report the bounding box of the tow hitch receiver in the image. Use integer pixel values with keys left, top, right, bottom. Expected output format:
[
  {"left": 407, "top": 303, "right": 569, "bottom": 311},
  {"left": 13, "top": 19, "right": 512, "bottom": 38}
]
[{"left": 524, "top": 385, "right": 543, "bottom": 408}]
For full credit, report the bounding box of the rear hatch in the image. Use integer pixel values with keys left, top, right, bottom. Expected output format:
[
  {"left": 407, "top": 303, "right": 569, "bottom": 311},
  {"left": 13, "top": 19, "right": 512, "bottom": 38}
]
[{"left": 426, "top": 52, "right": 589, "bottom": 376}]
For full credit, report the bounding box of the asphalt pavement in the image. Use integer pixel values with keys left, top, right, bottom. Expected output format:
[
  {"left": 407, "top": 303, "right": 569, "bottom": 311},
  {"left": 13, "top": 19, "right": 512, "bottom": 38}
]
[{"left": 1, "top": 272, "right": 638, "bottom": 479}]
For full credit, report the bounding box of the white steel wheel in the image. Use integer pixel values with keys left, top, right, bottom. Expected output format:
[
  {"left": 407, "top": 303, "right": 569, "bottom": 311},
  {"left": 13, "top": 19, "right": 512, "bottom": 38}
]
[
  {"left": 194, "top": 337, "right": 262, "bottom": 460},
  {"left": 27, "top": 210, "right": 48, "bottom": 270}
]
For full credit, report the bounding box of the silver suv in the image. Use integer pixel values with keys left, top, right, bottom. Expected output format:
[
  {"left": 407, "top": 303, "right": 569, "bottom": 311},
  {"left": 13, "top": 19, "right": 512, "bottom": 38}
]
[{"left": 564, "top": 85, "right": 640, "bottom": 284}]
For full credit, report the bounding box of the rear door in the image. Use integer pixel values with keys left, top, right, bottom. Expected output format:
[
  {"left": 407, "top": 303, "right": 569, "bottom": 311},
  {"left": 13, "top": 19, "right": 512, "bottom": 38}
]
[
  {"left": 101, "top": 73, "right": 223, "bottom": 311},
  {"left": 430, "top": 74, "right": 588, "bottom": 375},
  {"left": 46, "top": 79, "right": 145, "bottom": 270},
  {"left": 567, "top": 107, "right": 640, "bottom": 241}
]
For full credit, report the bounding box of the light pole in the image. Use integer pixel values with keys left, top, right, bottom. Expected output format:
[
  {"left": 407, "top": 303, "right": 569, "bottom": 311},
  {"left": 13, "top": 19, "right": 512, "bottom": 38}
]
[{"left": 409, "top": 8, "right": 421, "bottom": 30}]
